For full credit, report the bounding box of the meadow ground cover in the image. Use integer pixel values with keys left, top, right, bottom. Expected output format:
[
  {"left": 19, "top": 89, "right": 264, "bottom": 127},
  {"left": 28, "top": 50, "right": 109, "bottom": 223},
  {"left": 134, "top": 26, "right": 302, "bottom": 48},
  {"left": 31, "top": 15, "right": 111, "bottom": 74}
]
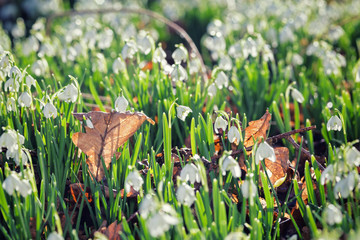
[{"left": 1, "top": 0, "right": 360, "bottom": 239}]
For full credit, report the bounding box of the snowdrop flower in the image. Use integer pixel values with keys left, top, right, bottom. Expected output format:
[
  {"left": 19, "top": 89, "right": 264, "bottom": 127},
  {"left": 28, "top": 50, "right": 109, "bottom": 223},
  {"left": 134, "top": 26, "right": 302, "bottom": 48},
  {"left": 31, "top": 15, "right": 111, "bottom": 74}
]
[
  {"left": 241, "top": 178, "right": 257, "bottom": 199},
  {"left": 31, "top": 58, "right": 48, "bottom": 76},
  {"left": 92, "top": 53, "right": 107, "bottom": 73},
  {"left": 125, "top": 170, "right": 144, "bottom": 192},
  {"left": 97, "top": 28, "right": 113, "bottom": 49},
  {"left": 112, "top": 57, "right": 126, "bottom": 74},
  {"left": 323, "top": 204, "right": 342, "bottom": 225},
  {"left": 176, "top": 105, "right": 192, "bottom": 121},
  {"left": 346, "top": 147, "right": 360, "bottom": 167},
  {"left": 0, "top": 129, "right": 25, "bottom": 162},
  {"left": 171, "top": 64, "right": 188, "bottom": 82},
  {"left": 320, "top": 164, "right": 335, "bottom": 185},
  {"left": 334, "top": 172, "right": 356, "bottom": 199},
  {"left": 4, "top": 78, "right": 20, "bottom": 92},
  {"left": 26, "top": 75, "right": 36, "bottom": 88},
  {"left": 327, "top": 116, "right": 342, "bottom": 131},
  {"left": 22, "top": 36, "right": 39, "bottom": 56},
  {"left": 153, "top": 45, "right": 166, "bottom": 63},
  {"left": 327, "top": 26, "right": 344, "bottom": 42},
  {"left": 6, "top": 97, "right": 16, "bottom": 112},
  {"left": 214, "top": 71, "right": 229, "bottom": 89},
  {"left": 38, "top": 42, "right": 56, "bottom": 58},
  {"left": 180, "top": 163, "right": 200, "bottom": 184},
  {"left": 263, "top": 44, "right": 274, "bottom": 62},
  {"left": 140, "top": 193, "right": 158, "bottom": 218},
  {"left": 18, "top": 92, "right": 32, "bottom": 107},
  {"left": 10, "top": 66, "right": 22, "bottom": 80},
  {"left": 292, "top": 54, "right": 304, "bottom": 66},
  {"left": 222, "top": 155, "right": 241, "bottom": 178},
  {"left": 225, "top": 232, "right": 249, "bottom": 240},
  {"left": 219, "top": 55, "right": 232, "bottom": 71},
  {"left": 228, "top": 126, "right": 241, "bottom": 145},
  {"left": 137, "top": 32, "right": 154, "bottom": 55},
  {"left": 214, "top": 116, "right": 227, "bottom": 133},
  {"left": 176, "top": 183, "right": 196, "bottom": 206},
  {"left": 189, "top": 58, "right": 201, "bottom": 75},
  {"left": 207, "top": 19, "right": 226, "bottom": 36},
  {"left": 58, "top": 83, "right": 78, "bottom": 103},
  {"left": 147, "top": 204, "right": 178, "bottom": 238},
  {"left": 172, "top": 45, "right": 188, "bottom": 64},
  {"left": 2, "top": 172, "right": 32, "bottom": 197},
  {"left": 47, "top": 231, "right": 64, "bottom": 240},
  {"left": 291, "top": 88, "right": 304, "bottom": 103},
  {"left": 43, "top": 102, "right": 57, "bottom": 118},
  {"left": 114, "top": 96, "right": 128, "bottom": 113},
  {"left": 279, "top": 26, "right": 295, "bottom": 43},
  {"left": 242, "top": 37, "right": 258, "bottom": 58},
  {"left": 208, "top": 83, "right": 217, "bottom": 97},
  {"left": 255, "top": 142, "right": 276, "bottom": 165},
  {"left": 121, "top": 39, "right": 138, "bottom": 60}
]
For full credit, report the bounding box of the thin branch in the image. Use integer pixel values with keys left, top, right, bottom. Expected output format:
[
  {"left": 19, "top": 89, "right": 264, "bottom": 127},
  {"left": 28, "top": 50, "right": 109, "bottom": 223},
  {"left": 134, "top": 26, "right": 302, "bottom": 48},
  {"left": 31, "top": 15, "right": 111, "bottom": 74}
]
[{"left": 45, "top": 7, "right": 208, "bottom": 82}]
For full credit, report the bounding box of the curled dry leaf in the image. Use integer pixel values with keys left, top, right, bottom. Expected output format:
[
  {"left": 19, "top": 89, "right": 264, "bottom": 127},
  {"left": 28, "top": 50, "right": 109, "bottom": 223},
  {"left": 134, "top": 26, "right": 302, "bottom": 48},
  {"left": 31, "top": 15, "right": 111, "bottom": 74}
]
[
  {"left": 243, "top": 110, "right": 271, "bottom": 149},
  {"left": 72, "top": 111, "right": 155, "bottom": 181},
  {"left": 95, "top": 220, "right": 123, "bottom": 240},
  {"left": 260, "top": 147, "right": 289, "bottom": 187}
]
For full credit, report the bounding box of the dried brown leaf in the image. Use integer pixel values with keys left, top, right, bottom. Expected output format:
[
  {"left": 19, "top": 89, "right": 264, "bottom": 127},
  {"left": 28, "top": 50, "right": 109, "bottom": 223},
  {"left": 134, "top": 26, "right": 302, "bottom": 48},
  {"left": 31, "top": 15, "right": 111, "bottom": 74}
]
[
  {"left": 243, "top": 110, "right": 271, "bottom": 149},
  {"left": 72, "top": 111, "right": 154, "bottom": 181},
  {"left": 261, "top": 147, "right": 289, "bottom": 186}
]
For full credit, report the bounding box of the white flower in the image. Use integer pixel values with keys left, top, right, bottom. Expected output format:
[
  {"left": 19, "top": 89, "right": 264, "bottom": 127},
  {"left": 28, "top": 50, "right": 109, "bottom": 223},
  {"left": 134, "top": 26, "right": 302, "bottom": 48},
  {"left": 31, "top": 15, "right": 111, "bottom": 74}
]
[
  {"left": 139, "top": 194, "right": 158, "bottom": 218},
  {"left": 26, "top": 75, "right": 36, "bottom": 88},
  {"left": 180, "top": 163, "right": 200, "bottom": 184},
  {"left": 208, "top": 83, "right": 217, "bottom": 97},
  {"left": 176, "top": 105, "right": 192, "bottom": 121},
  {"left": 291, "top": 88, "right": 304, "bottom": 103},
  {"left": 121, "top": 40, "right": 138, "bottom": 60},
  {"left": 279, "top": 26, "right": 295, "bottom": 43},
  {"left": 47, "top": 231, "right": 64, "bottom": 240},
  {"left": 355, "top": 67, "right": 360, "bottom": 83},
  {"left": 97, "top": 28, "right": 113, "bottom": 50},
  {"left": 219, "top": 55, "right": 232, "bottom": 71},
  {"left": 214, "top": 71, "right": 229, "bottom": 89},
  {"left": 323, "top": 204, "right": 342, "bottom": 225},
  {"left": 320, "top": 164, "right": 335, "bottom": 185},
  {"left": 176, "top": 183, "right": 196, "bottom": 206},
  {"left": 112, "top": 57, "right": 126, "bottom": 74},
  {"left": 228, "top": 126, "right": 241, "bottom": 144},
  {"left": 225, "top": 232, "right": 249, "bottom": 240},
  {"left": 11, "top": 149, "right": 28, "bottom": 166},
  {"left": 18, "top": 92, "right": 32, "bottom": 107},
  {"left": 31, "top": 58, "right": 48, "bottom": 76},
  {"left": 255, "top": 142, "right": 276, "bottom": 165},
  {"left": 6, "top": 97, "right": 16, "bottom": 112},
  {"left": 172, "top": 45, "right": 188, "bottom": 64},
  {"left": 4, "top": 78, "right": 20, "bottom": 92},
  {"left": 153, "top": 46, "right": 166, "bottom": 63},
  {"left": 125, "top": 170, "right": 143, "bottom": 193},
  {"left": 147, "top": 204, "right": 178, "bottom": 238},
  {"left": 292, "top": 54, "right": 304, "bottom": 66},
  {"left": 22, "top": 36, "right": 39, "bottom": 56},
  {"left": 171, "top": 65, "right": 188, "bottom": 82},
  {"left": 2, "top": 172, "right": 32, "bottom": 197},
  {"left": 222, "top": 155, "right": 241, "bottom": 178},
  {"left": 114, "top": 96, "right": 129, "bottom": 113},
  {"left": 58, "top": 83, "right": 78, "bottom": 103},
  {"left": 137, "top": 32, "right": 153, "bottom": 55},
  {"left": 241, "top": 178, "right": 257, "bottom": 199},
  {"left": 346, "top": 147, "right": 360, "bottom": 167},
  {"left": 214, "top": 116, "right": 227, "bottom": 133},
  {"left": 189, "top": 58, "right": 201, "bottom": 75},
  {"left": 43, "top": 102, "right": 57, "bottom": 118},
  {"left": 327, "top": 116, "right": 342, "bottom": 131},
  {"left": 334, "top": 172, "right": 355, "bottom": 199}
]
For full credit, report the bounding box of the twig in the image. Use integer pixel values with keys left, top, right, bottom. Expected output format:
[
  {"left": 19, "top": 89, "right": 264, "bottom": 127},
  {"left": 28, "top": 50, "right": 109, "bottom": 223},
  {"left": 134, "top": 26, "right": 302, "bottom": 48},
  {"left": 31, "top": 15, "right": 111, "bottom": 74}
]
[{"left": 45, "top": 7, "right": 208, "bottom": 82}]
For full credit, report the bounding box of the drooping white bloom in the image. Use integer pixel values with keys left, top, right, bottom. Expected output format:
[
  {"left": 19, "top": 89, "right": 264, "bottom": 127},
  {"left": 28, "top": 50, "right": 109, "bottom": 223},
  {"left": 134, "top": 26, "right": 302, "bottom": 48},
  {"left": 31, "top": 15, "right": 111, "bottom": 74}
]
[
  {"left": 241, "top": 178, "right": 257, "bottom": 199},
  {"left": 47, "top": 231, "right": 64, "bottom": 240},
  {"left": 139, "top": 193, "right": 158, "bottom": 218},
  {"left": 153, "top": 46, "right": 166, "bottom": 63},
  {"left": 214, "top": 116, "right": 227, "bottom": 133},
  {"left": 58, "top": 83, "right": 78, "bottom": 103},
  {"left": 189, "top": 58, "right": 201, "bottom": 75},
  {"left": 97, "top": 28, "right": 114, "bottom": 49},
  {"left": 92, "top": 53, "right": 107, "bottom": 73},
  {"left": 2, "top": 172, "right": 32, "bottom": 197},
  {"left": 222, "top": 155, "right": 241, "bottom": 178},
  {"left": 125, "top": 170, "right": 144, "bottom": 192},
  {"left": 327, "top": 26, "right": 344, "bottom": 42},
  {"left": 208, "top": 83, "right": 217, "bottom": 97},
  {"left": 6, "top": 97, "right": 16, "bottom": 112},
  {"left": 255, "top": 142, "right": 276, "bottom": 164},
  {"left": 263, "top": 44, "right": 274, "bottom": 62},
  {"left": 291, "top": 88, "right": 304, "bottom": 103},
  {"left": 320, "top": 164, "right": 335, "bottom": 185},
  {"left": 176, "top": 105, "right": 192, "bottom": 121},
  {"left": 26, "top": 75, "right": 36, "bottom": 88},
  {"left": 180, "top": 163, "right": 200, "bottom": 184},
  {"left": 4, "top": 78, "right": 20, "bottom": 92},
  {"left": 218, "top": 55, "right": 232, "bottom": 71},
  {"left": 214, "top": 71, "right": 229, "bottom": 89},
  {"left": 10, "top": 66, "right": 22, "bottom": 80},
  {"left": 225, "top": 232, "right": 249, "bottom": 240},
  {"left": 228, "top": 126, "right": 241, "bottom": 145},
  {"left": 18, "top": 92, "right": 32, "bottom": 108},
  {"left": 172, "top": 45, "right": 188, "bottom": 64},
  {"left": 137, "top": 32, "right": 154, "bottom": 55},
  {"left": 31, "top": 58, "right": 48, "bottom": 76},
  {"left": 346, "top": 147, "right": 360, "bottom": 167},
  {"left": 207, "top": 19, "right": 226, "bottom": 36},
  {"left": 114, "top": 96, "right": 129, "bottom": 113},
  {"left": 13, "top": 150, "right": 28, "bottom": 166},
  {"left": 43, "top": 102, "right": 57, "bottom": 118},
  {"left": 22, "top": 36, "right": 39, "bottom": 56},
  {"left": 279, "top": 26, "right": 295, "bottom": 43},
  {"left": 171, "top": 64, "right": 188, "bottom": 82},
  {"left": 147, "top": 207, "right": 179, "bottom": 238},
  {"left": 292, "top": 54, "right": 304, "bottom": 66},
  {"left": 176, "top": 183, "right": 196, "bottom": 206},
  {"left": 112, "top": 57, "right": 126, "bottom": 74},
  {"left": 334, "top": 172, "right": 355, "bottom": 199},
  {"left": 323, "top": 204, "right": 342, "bottom": 225},
  {"left": 121, "top": 40, "right": 138, "bottom": 60},
  {"left": 327, "top": 116, "right": 342, "bottom": 131}
]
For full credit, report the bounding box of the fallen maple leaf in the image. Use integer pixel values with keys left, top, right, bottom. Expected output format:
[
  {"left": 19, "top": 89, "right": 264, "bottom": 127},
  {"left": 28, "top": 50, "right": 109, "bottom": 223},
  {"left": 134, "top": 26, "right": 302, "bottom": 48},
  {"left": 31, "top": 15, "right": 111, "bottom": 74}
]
[
  {"left": 72, "top": 111, "right": 154, "bottom": 181},
  {"left": 243, "top": 110, "right": 271, "bottom": 149}
]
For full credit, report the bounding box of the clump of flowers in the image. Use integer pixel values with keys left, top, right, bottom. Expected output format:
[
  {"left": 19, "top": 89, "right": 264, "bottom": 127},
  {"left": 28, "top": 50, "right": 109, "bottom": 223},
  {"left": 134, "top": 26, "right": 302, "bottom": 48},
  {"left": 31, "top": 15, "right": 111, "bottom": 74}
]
[{"left": 0, "top": 128, "right": 28, "bottom": 166}]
